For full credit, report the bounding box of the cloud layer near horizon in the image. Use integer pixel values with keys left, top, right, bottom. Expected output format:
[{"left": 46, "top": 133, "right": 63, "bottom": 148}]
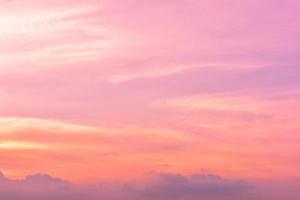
[
  {"left": 0, "top": 171, "right": 256, "bottom": 200},
  {"left": 1, "top": 171, "right": 299, "bottom": 200}
]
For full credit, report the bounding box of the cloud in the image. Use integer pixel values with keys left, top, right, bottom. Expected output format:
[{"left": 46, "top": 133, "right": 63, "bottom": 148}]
[
  {"left": 0, "top": 172, "right": 73, "bottom": 200},
  {"left": 130, "top": 173, "right": 253, "bottom": 200},
  {"left": 0, "top": 171, "right": 255, "bottom": 200},
  {"left": 0, "top": 117, "right": 100, "bottom": 134},
  {"left": 0, "top": 171, "right": 298, "bottom": 200}
]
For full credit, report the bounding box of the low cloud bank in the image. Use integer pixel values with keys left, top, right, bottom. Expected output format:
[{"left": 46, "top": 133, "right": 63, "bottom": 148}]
[{"left": 2, "top": 171, "right": 299, "bottom": 200}]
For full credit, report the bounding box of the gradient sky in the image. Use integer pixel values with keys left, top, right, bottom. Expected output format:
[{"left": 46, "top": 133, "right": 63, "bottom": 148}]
[{"left": 0, "top": 0, "right": 300, "bottom": 199}]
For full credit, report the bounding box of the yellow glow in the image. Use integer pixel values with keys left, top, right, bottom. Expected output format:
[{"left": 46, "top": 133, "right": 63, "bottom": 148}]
[
  {"left": 0, "top": 117, "right": 99, "bottom": 134},
  {"left": 0, "top": 141, "right": 47, "bottom": 149}
]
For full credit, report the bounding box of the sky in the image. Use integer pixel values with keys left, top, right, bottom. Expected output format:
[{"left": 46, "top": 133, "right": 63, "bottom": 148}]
[{"left": 0, "top": 0, "right": 300, "bottom": 199}]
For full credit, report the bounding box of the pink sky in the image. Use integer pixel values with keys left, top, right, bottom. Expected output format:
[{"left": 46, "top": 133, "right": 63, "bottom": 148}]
[{"left": 0, "top": 0, "right": 300, "bottom": 199}]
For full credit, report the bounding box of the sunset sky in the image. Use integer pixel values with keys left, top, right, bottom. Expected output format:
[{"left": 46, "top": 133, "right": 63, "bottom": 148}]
[{"left": 0, "top": 0, "right": 300, "bottom": 199}]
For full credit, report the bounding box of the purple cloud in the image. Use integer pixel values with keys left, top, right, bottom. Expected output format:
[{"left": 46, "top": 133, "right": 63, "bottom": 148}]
[
  {"left": 128, "top": 173, "right": 254, "bottom": 200},
  {"left": 0, "top": 171, "right": 255, "bottom": 200},
  {"left": 1, "top": 171, "right": 300, "bottom": 200}
]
